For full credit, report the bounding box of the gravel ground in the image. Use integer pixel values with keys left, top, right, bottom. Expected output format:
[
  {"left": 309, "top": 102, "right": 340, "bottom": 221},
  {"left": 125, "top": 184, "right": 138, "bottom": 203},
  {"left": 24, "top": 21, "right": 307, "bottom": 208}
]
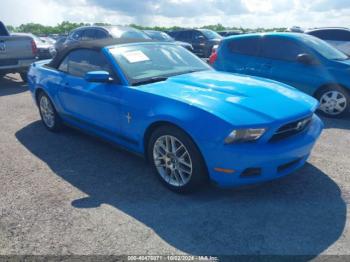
[{"left": 0, "top": 73, "right": 349, "bottom": 257}]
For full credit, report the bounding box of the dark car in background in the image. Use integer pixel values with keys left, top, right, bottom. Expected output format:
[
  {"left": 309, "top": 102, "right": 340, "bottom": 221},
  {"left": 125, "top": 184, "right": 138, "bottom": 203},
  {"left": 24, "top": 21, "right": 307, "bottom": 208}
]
[
  {"left": 168, "top": 29, "right": 222, "bottom": 58},
  {"left": 306, "top": 27, "right": 350, "bottom": 56},
  {"left": 0, "top": 21, "right": 37, "bottom": 81},
  {"left": 218, "top": 30, "right": 243, "bottom": 37},
  {"left": 13, "top": 33, "right": 55, "bottom": 60},
  {"left": 144, "top": 30, "right": 193, "bottom": 52},
  {"left": 63, "top": 25, "right": 150, "bottom": 48}
]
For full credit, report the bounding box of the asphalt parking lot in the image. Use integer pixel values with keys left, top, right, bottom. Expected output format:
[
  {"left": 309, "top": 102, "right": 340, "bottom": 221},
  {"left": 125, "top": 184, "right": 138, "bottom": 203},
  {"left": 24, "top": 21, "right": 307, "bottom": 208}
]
[{"left": 0, "top": 73, "right": 349, "bottom": 257}]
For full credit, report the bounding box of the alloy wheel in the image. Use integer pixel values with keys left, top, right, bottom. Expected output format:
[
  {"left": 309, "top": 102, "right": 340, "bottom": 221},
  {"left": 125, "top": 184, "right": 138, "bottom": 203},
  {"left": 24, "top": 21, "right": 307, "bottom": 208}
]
[
  {"left": 319, "top": 90, "right": 347, "bottom": 116},
  {"left": 40, "top": 95, "right": 55, "bottom": 128},
  {"left": 153, "top": 135, "right": 193, "bottom": 187}
]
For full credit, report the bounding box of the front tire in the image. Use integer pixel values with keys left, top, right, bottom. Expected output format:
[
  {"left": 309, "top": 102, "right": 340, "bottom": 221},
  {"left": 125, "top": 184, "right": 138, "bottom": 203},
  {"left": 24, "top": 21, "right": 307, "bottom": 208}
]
[
  {"left": 148, "top": 125, "right": 208, "bottom": 193},
  {"left": 38, "top": 92, "right": 62, "bottom": 132},
  {"left": 316, "top": 85, "right": 349, "bottom": 118}
]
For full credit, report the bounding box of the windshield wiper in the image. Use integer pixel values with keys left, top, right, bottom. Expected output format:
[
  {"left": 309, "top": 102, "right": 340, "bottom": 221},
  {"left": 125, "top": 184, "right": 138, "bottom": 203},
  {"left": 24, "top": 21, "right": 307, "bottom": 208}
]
[
  {"left": 176, "top": 69, "right": 207, "bottom": 75},
  {"left": 132, "top": 76, "right": 168, "bottom": 86}
]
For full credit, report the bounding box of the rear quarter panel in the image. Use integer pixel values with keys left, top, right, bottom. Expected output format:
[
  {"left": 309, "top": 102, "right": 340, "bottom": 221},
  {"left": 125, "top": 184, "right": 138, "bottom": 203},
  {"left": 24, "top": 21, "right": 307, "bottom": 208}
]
[{"left": 28, "top": 61, "right": 65, "bottom": 108}]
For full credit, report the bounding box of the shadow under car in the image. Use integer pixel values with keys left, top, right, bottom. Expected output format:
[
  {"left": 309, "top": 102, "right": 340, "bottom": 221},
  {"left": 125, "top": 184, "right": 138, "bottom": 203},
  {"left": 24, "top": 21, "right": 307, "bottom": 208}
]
[{"left": 15, "top": 121, "right": 347, "bottom": 257}]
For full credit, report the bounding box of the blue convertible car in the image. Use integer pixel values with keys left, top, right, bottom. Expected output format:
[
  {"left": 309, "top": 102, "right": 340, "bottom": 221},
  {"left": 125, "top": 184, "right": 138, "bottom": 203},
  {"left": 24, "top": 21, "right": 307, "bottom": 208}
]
[{"left": 28, "top": 39, "right": 323, "bottom": 192}]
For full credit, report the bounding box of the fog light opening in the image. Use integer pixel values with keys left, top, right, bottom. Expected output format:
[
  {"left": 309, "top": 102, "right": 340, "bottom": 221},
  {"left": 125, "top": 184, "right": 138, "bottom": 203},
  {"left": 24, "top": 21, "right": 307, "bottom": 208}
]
[{"left": 214, "top": 167, "right": 236, "bottom": 174}]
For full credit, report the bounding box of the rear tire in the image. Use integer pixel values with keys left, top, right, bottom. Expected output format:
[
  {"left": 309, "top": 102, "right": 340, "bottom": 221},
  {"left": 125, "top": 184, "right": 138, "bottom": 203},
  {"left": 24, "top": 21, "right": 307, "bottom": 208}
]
[
  {"left": 316, "top": 85, "right": 349, "bottom": 118},
  {"left": 38, "top": 92, "right": 63, "bottom": 132},
  {"left": 148, "top": 125, "right": 208, "bottom": 193}
]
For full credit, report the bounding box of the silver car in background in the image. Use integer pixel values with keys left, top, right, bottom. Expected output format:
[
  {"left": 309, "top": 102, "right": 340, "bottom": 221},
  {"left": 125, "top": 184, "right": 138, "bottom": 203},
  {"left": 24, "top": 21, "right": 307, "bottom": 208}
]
[
  {"left": 0, "top": 21, "right": 37, "bottom": 81},
  {"left": 64, "top": 25, "right": 151, "bottom": 47},
  {"left": 13, "top": 33, "right": 55, "bottom": 60}
]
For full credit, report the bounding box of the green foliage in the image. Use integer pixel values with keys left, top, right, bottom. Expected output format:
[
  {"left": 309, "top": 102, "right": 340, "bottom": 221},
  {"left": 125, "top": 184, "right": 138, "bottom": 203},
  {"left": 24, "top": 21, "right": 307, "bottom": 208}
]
[
  {"left": 9, "top": 21, "right": 90, "bottom": 35},
  {"left": 6, "top": 21, "right": 288, "bottom": 35}
]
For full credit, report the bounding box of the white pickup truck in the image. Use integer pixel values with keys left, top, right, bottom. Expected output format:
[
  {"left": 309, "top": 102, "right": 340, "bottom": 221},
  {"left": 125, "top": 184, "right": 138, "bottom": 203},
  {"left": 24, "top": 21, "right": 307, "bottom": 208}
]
[{"left": 0, "top": 21, "right": 37, "bottom": 81}]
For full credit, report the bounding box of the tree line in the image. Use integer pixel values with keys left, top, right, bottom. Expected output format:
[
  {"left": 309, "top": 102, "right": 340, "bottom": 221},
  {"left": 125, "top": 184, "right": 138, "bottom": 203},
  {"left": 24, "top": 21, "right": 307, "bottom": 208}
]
[{"left": 6, "top": 21, "right": 287, "bottom": 35}]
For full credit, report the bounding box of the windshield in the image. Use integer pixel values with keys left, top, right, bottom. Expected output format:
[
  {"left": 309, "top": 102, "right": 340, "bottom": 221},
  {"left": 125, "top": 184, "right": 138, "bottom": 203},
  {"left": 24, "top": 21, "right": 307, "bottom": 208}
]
[
  {"left": 145, "top": 31, "right": 174, "bottom": 41},
  {"left": 302, "top": 35, "right": 348, "bottom": 60},
  {"left": 109, "top": 43, "right": 211, "bottom": 85},
  {"left": 199, "top": 29, "right": 222, "bottom": 40},
  {"left": 108, "top": 26, "right": 151, "bottom": 39}
]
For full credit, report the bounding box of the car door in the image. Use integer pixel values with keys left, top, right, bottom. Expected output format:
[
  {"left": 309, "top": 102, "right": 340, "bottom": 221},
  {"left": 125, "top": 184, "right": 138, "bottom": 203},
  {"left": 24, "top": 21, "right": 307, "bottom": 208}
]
[
  {"left": 56, "top": 49, "right": 124, "bottom": 135},
  {"left": 260, "top": 37, "right": 321, "bottom": 94}
]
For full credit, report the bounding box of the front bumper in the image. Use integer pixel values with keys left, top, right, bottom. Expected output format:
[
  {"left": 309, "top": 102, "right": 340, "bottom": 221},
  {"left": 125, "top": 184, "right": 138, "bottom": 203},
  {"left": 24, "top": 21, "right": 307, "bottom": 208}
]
[{"left": 202, "top": 115, "right": 324, "bottom": 187}]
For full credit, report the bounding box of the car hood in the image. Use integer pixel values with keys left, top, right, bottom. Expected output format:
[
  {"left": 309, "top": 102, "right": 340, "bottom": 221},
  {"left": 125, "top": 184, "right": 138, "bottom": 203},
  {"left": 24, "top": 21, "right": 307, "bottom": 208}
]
[{"left": 141, "top": 70, "right": 318, "bottom": 126}]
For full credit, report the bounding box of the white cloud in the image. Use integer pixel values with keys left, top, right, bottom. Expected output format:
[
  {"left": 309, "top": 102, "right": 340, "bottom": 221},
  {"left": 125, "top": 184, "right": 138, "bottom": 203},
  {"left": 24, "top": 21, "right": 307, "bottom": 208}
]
[{"left": 0, "top": 0, "right": 350, "bottom": 29}]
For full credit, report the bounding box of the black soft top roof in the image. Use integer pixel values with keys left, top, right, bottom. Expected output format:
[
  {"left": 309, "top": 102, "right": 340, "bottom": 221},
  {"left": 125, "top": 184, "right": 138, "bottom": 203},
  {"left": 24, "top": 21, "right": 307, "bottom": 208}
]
[{"left": 48, "top": 38, "right": 155, "bottom": 69}]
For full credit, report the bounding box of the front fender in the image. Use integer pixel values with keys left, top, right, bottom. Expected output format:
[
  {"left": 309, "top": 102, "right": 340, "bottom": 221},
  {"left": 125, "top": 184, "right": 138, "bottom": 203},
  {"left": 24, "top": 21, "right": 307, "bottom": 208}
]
[{"left": 136, "top": 95, "right": 234, "bottom": 155}]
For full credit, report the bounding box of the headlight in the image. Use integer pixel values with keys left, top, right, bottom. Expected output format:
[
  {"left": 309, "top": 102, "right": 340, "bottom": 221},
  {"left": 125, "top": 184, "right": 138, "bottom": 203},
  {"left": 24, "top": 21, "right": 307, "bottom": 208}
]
[{"left": 224, "top": 128, "right": 266, "bottom": 144}]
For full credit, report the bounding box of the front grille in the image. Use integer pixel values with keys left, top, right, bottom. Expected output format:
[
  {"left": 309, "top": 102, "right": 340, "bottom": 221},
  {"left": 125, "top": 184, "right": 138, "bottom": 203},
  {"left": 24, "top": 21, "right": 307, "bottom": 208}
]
[
  {"left": 270, "top": 115, "right": 312, "bottom": 142},
  {"left": 240, "top": 168, "right": 262, "bottom": 178},
  {"left": 0, "top": 58, "right": 18, "bottom": 66}
]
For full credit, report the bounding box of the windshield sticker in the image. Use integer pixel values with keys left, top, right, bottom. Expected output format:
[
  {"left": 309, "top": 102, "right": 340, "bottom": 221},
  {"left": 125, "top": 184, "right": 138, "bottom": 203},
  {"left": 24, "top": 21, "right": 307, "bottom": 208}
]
[{"left": 122, "top": 50, "right": 150, "bottom": 63}]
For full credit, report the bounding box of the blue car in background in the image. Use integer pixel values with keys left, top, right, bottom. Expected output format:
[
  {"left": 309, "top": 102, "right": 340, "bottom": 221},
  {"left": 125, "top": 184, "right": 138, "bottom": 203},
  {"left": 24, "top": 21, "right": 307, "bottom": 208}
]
[
  {"left": 28, "top": 39, "right": 323, "bottom": 193},
  {"left": 210, "top": 33, "right": 350, "bottom": 118}
]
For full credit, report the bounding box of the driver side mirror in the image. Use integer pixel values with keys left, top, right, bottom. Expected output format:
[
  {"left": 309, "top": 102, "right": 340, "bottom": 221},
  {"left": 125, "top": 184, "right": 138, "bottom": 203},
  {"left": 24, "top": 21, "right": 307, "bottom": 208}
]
[
  {"left": 297, "top": 53, "right": 318, "bottom": 65},
  {"left": 85, "top": 71, "right": 112, "bottom": 83}
]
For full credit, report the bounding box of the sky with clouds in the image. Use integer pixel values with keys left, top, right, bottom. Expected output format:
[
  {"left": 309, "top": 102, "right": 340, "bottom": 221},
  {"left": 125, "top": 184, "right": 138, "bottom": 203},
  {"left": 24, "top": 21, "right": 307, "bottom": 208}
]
[{"left": 1, "top": 0, "right": 350, "bottom": 29}]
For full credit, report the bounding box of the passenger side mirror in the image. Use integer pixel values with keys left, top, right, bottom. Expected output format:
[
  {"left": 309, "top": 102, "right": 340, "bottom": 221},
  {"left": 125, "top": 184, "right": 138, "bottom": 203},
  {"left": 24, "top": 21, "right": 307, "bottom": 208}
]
[
  {"left": 297, "top": 53, "right": 318, "bottom": 65},
  {"left": 85, "top": 71, "right": 112, "bottom": 83}
]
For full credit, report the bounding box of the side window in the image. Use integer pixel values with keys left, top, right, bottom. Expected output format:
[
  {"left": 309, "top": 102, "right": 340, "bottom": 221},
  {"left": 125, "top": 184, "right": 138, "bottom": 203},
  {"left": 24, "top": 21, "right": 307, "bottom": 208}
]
[
  {"left": 260, "top": 37, "right": 306, "bottom": 61},
  {"left": 228, "top": 37, "right": 260, "bottom": 56},
  {"left": 58, "top": 56, "right": 69, "bottom": 72},
  {"left": 58, "top": 49, "right": 112, "bottom": 78},
  {"left": 175, "top": 31, "right": 185, "bottom": 40},
  {"left": 192, "top": 31, "right": 205, "bottom": 41},
  {"left": 177, "top": 31, "right": 191, "bottom": 41},
  {"left": 95, "top": 29, "right": 108, "bottom": 39},
  {"left": 70, "top": 30, "right": 83, "bottom": 40},
  {"left": 82, "top": 29, "right": 96, "bottom": 41}
]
